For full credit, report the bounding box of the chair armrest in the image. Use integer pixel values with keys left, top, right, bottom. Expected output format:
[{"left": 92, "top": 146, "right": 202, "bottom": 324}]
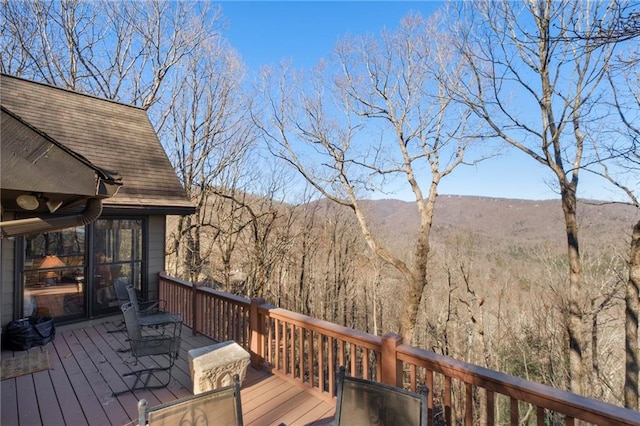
[
  {"left": 138, "top": 312, "right": 183, "bottom": 328},
  {"left": 138, "top": 299, "right": 167, "bottom": 315}
]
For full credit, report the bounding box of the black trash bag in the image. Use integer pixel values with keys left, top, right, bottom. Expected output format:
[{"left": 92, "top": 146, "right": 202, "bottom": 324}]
[{"left": 2, "top": 317, "right": 56, "bottom": 351}]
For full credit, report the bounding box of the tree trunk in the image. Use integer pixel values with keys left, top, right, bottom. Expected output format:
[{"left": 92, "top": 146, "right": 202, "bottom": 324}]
[
  {"left": 625, "top": 220, "right": 640, "bottom": 409},
  {"left": 560, "top": 186, "right": 585, "bottom": 396},
  {"left": 399, "top": 225, "right": 430, "bottom": 344}
]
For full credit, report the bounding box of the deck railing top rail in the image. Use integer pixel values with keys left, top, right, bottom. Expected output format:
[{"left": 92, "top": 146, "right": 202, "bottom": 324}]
[
  {"left": 262, "top": 306, "right": 383, "bottom": 349},
  {"left": 397, "top": 343, "right": 639, "bottom": 426},
  {"left": 159, "top": 272, "right": 251, "bottom": 306}
]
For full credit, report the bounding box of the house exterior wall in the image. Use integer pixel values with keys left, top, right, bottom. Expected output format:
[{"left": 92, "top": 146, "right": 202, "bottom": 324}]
[
  {"left": 1, "top": 221, "right": 16, "bottom": 326},
  {"left": 147, "top": 215, "right": 166, "bottom": 299}
]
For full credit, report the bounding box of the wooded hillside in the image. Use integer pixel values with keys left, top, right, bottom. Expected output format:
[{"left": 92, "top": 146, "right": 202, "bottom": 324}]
[{"left": 165, "top": 193, "right": 637, "bottom": 408}]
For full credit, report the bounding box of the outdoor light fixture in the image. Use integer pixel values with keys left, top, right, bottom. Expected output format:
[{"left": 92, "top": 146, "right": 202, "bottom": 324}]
[
  {"left": 46, "top": 199, "right": 63, "bottom": 213},
  {"left": 16, "top": 194, "right": 39, "bottom": 210}
]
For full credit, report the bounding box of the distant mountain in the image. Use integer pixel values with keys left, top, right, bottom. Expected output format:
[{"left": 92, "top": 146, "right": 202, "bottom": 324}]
[{"left": 360, "top": 195, "right": 639, "bottom": 255}]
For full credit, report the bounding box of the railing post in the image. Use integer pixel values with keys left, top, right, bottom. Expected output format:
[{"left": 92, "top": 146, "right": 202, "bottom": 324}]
[
  {"left": 192, "top": 281, "right": 203, "bottom": 336},
  {"left": 249, "top": 297, "right": 266, "bottom": 368},
  {"left": 381, "top": 333, "right": 403, "bottom": 387}
]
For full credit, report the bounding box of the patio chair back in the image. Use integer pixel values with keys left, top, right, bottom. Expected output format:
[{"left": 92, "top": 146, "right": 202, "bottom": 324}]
[
  {"left": 114, "top": 278, "right": 130, "bottom": 307},
  {"left": 122, "top": 301, "right": 143, "bottom": 345},
  {"left": 126, "top": 284, "right": 164, "bottom": 316},
  {"left": 126, "top": 285, "right": 143, "bottom": 314},
  {"left": 138, "top": 374, "right": 244, "bottom": 426},
  {"left": 333, "top": 366, "right": 428, "bottom": 426}
]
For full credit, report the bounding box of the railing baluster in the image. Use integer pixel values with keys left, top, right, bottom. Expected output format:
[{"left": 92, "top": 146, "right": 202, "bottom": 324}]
[
  {"left": 350, "top": 343, "right": 357, "bottom": 376},
  {"left": 363, "top": 348, "right": 369, "bottom": 380},
  {"left": 410, "top": 364, "right": 417, "bottom": 392},
  {"left": 426, "top": 370, "right": 434, "bottom": 425},
  {"left": 510, "top": 397, "right": 519, "bottom": 425},
  {"left": 318, "top": 333, "right": 324, "bottom": 392},
  {"left": 486, "top": 389, "right": 495, "bottom": 426},
  {"left": 268, "top": 316, "right": 273, "bottom": 363},
  {"left": 536, "top": 406, "right": 544, "bottom": 426},
  {"left": 307, "top": 329, "right": 314, "bottom": 388},
  {"left": 275, "top": 319, "right": 281, "bottom": 370},
  {"left": 328, "top": 336, "right": 335, "bottom": 396},
  {"left": 465, "top": 382, "right": 473, "bottom": 426},
  {"left": 291, "top": 324, "right": 297, "bottom": 379},
  {"left": 445, "top": 376, "right": 452, "bottom": 425},
  {"left": 299, "top": 326, "right": 305, "bottom": 381},
  {"left": 284, "top": 321, "right": 289, "bottom": 374}
]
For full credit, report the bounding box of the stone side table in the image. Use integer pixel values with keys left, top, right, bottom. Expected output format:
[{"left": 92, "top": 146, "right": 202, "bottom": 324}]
[{"left": 188, "top": 341, "right": 250, "bottom": 394}]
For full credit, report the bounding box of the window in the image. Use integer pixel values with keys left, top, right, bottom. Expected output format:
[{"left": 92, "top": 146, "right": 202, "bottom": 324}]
[{"left": 23, "top": 227, "right": 86, "bottom": 318}]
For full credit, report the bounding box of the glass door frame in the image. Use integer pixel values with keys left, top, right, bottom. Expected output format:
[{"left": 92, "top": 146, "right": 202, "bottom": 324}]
[{"left": 18, "top": 215, "right": 147, "bottom": 323}]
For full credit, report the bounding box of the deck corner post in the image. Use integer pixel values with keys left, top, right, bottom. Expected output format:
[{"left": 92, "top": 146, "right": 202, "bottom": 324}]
[
  {"left": 250, "top": 297, "right": 266, "bottom": 368},
  {"left": 381, "top": 332, "right": 403, "bottom": 387}
]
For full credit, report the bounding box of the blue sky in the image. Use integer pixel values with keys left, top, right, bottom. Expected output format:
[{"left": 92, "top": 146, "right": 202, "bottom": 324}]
[
  {"left": 218, "top": 1, "right": 627, "bottom": 202},
  {"left": 220, "top": 1, "right": 440, "bottom": 69}
]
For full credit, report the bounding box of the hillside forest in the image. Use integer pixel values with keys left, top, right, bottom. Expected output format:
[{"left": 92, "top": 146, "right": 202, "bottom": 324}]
[{"left": 2, "top": 0, "right": 639, "bottom": 412}]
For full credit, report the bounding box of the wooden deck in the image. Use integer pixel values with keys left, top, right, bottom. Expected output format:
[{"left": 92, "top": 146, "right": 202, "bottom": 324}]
[{"left": 1, "top": 318, "right": 335, "bottom": 426}]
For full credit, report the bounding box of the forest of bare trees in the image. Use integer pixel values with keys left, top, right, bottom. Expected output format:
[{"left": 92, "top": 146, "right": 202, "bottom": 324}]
[{"left": 2, "top": 0, "right": 639, "bottom": 412}]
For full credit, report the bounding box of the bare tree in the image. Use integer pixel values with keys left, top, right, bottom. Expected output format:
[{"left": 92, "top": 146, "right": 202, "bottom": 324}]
[
  {"left": 255, "top": 14, "right": 484, "bottom": 344},
  {"left": 447, "top": 0, "right": 621, "bottom": 395},
  {"left": 609, "top": 64, "right": 640, "bottom": 411},
  {"left": 161, "top": 37, "right": 255, "bottom": 282},
  {"left": 1, "top": 0, "right": 263, "bottom": 286},
  {"left": 220, "top": 164, "right": 298, "bottom": 299},
  {"left": 547, "top": 0, "right": 640, "bottom": 406},
  {"left": 589, "top": 42, "right": 640, "bottom": 408},
  {"left": 1, "top": 0, "right": 216, "bottom": 110}
]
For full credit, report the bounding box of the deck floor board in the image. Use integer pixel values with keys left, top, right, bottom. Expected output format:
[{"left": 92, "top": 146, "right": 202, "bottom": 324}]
[{"left": 1, "top": 318, "right": 335, "bottom": 426}]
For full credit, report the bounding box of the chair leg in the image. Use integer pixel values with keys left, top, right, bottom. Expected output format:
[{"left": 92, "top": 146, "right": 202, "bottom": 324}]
[
  {"left": 107, "top": 321, "right": 126, "bottom": 333},
  {"left": 112, "top": 355, "right": 177, "bottom": 396},
  {"left": 112, "top": 366, "right": 174, "bottom": 395}
]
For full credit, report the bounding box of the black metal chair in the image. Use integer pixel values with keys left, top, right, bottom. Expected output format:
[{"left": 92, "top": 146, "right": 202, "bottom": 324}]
[
  {"left": 112, "top": 301, "right": 182, "bottom": 395},
  {"left": 137, "top": 374, "right": 244, "bottom": 426},
  {"left": 126, "top": 285, "right": 182, "bottom": 327},
  {"left": 125, "top": 284, "right": 165, "bottom": 315},
  {"left": 333, "top": 366, "right": 428, "bottom": 426},
  {"left": 107, "top": 278, "right": 133, "bottom": 334},
  {"left": 114, "top": 278, "right": 131, "bottom": 308}
]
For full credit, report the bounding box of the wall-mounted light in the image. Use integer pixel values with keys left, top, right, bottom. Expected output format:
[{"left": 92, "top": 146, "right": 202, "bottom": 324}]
[
  {"left": 16, "top": 194, "right": 39, "bottom": 210},
  {"left": 46, "top": 200, "right": 63, "bottom": 213}
]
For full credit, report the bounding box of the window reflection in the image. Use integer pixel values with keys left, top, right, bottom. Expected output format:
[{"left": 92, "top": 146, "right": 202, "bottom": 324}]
[
  {"left": 93, "top": 219, "right": 143, "bottom": 314},
  {"left": 23, "top": 227, "right": 86, "bottom": 318}
]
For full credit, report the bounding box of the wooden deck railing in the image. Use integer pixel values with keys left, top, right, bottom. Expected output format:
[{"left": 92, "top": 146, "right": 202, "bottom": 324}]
[{"left": 159, "top": 273, "right": 640, "bottom": 426}]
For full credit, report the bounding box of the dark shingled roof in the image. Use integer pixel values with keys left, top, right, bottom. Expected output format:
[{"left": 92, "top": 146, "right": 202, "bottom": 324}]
[{"left": 1, "top": 74, "right": 194, "bottom": 214}]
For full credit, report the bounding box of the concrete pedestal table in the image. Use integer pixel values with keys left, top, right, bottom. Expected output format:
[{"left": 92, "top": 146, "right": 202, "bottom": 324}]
[{"left": 188, "top": 340, "right": 250, "bottom": 394}]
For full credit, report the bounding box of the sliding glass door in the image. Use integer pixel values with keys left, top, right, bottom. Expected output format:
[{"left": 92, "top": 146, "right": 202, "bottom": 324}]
[
  {"left": 92, "top": 218, "right": 143, "bottom": 316},
  {"left": 22, "top": 217, "right": 145, "bottom": 321}
]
